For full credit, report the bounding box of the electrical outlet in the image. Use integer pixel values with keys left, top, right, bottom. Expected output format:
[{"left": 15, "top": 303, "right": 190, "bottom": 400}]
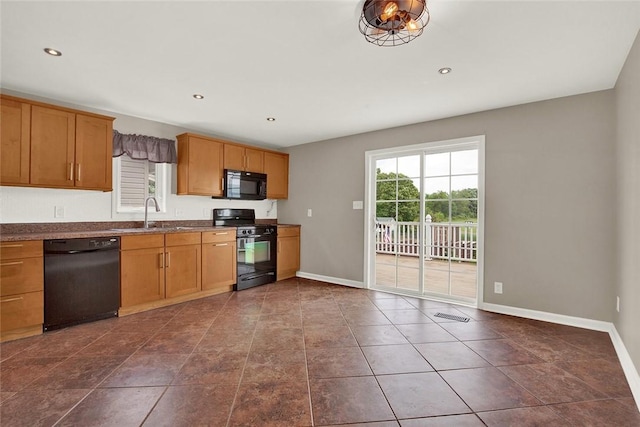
[
  {"left": 175, "top": 208, "right": 184, "bottom": 217},
  {"left": 494, "top": 281, "right": 503, "bottom": 294},
  {"left": 617, "top": 296, "right": 620, "bottom": 313},
  {"left": 54, "top": 206, "right": 65, "bottom": 218},
  {"left": 203, "top": 208, "right": 210, "bottom": 218},
  {"left": 307, "top": 209, "right": 312, "bottom": 217}
]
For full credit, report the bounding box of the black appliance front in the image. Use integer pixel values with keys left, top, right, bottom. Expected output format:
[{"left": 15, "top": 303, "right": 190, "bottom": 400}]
[
  {"left": 236, "top": 226, "right": 277, "bottom": 291},
  {"left": 44, "top": 237, "right": 120, "bottom": 331},
  {"left": 213, "top": 208, "right": 256, "bottom": 226},
  {"left": 223, "top": 169, "right": 267, "bottom": 200}
]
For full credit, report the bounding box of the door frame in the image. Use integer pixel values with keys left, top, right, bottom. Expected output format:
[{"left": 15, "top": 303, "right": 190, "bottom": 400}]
[{"left": 364, "top": 135, "right": 485, "bottom": 307}]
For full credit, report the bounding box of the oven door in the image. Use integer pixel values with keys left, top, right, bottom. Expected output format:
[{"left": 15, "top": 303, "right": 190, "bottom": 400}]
[{"left": 236, "top": 234, "right": 277, "bottom": 290}]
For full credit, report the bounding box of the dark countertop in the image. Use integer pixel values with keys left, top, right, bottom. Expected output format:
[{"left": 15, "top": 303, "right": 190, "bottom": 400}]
[{"left": 0, "top": 221, "right": 300, "bottom": 242}]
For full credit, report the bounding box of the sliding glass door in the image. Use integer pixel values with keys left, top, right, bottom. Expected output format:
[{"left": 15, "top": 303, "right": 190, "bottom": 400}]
[{"left": 366, "top": 137, "right": 483, "bottom": 305}]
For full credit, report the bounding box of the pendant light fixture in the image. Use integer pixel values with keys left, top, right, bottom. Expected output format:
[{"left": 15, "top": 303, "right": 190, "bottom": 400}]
[{"left": 359, "top": 0, "right": 430, "bottom": 47}]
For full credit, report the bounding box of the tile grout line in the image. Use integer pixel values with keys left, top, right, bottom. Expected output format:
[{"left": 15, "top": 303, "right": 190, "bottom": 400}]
[
  {"left": 138, "top": 293, "right": 233, "bottom": 427},
  {"left": 49, "top": 304, "right": 190, "bottom": 426},
  {"left": 224, "top": 288, "right": 267, "bottom": 427}
]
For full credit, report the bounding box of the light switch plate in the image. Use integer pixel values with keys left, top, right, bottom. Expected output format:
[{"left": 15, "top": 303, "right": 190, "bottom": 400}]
[
  {"left": 353, "top": 201, "right": 363, "bottom": 210},
  {"left": 307, "top": 209, "right": 312, "bottom": 217}
]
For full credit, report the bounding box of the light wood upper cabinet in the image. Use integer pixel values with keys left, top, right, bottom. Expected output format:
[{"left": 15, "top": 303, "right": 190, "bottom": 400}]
[
  {"left": 0, "top": 97, "right": 30, "bottom": 184},
  {"left": 224, "top": 143, "right": 264, "bottom": 173},
  {"left": 264, "top": 151, "right": 289, "bottom": 199},
  {"left": 0, "top": 95, "right": 114, "bottom": 191},
  {"left": 177, "top": 133, "right": 224, "bottom": 197},
  {"left": 75, "top": 114, "right": 113, "bottom": 191},
  {"left": 30, "top": 105, "right": 76, "bottom": 187},
  {"left": 177, "top": 132, "right": 290, "bottom": 199}
]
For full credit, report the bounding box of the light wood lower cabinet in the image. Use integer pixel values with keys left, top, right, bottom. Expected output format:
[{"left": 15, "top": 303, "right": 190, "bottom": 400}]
[
  {"left": 119, "top": 230, "right": 236, "bottom": 315},
  {"left": 120, "top": 235, "right": 165, "bottom": 307},
  {"left": 165, "top": 233, "right": 201, "bottom": 299},
  {"left": 202, "top": 230, "right": 237, "bottom": 291},
  {"left": 0, "top": 240, "right": 44, "bottom": 342},
  {"left": 277, "top": 226, "right": 300, "bottom": 280}
]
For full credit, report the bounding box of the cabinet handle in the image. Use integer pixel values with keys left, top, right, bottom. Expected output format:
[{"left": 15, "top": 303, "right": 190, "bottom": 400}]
[
  {"left": 159, "top": 253, "right": 164, "bottom": 268},
  {"left": 76, "top": 163, "right": 81, "bottom": 181},
  {"left": 1, "top": 296, "right": 23, "bottom": 303},
  {"left": 214, "top": 243, "right": 228, "bottom": 247},
  {"left": 166, "top": 252, "right": 170, "bottom": 268},
  {"left": 278, "top": 241, "right": 281, "bottom": 253},
  {"left": 0, "top": 244, "right": 23, "bottom": 249},
  {"left": 0, "top": 261, "right": 24, "bottom": 267},
  {"left": 214, "top": 232, "right": 229, "bottom": 235},
  {"left": 69, "top": 163, "right": 74, "bottom": 181}
]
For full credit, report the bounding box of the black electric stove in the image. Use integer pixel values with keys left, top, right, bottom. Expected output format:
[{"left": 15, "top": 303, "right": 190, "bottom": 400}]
[{"left": 213, "top": 209, "right": 277, "bottom": 290}]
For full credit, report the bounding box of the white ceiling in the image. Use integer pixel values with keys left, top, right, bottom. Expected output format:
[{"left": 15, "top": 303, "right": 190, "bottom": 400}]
[{"left": 1, "top": 1, "right": 639, "bottom": 148}]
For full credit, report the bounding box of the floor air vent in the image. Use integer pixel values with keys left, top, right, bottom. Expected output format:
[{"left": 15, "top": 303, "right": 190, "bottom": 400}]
[{"left": 434, "top": 312, "right": 470, "bottom": 322}]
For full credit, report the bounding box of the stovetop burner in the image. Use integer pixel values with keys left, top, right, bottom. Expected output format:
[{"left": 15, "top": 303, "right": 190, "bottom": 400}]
[{"left": 213, "top": 208, "right": 276, "bottom": 235}]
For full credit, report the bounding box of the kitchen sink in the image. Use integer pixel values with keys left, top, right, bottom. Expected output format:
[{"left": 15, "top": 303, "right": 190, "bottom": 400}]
[{"left": 108, "top": 226, "right": 198, "bottom": 233}]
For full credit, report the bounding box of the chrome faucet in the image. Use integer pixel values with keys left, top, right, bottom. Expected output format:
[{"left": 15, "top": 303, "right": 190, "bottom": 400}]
[{"left": 144, "top": 196, "right": 160, "bottom": 228}]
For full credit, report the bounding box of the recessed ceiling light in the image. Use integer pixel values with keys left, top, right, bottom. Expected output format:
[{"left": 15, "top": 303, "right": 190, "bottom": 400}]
[
  {"left": 44, "top": 48, "right": 62, "bottom": 57},
  {"left": 193, "top": 94, "right": 204, "bottom": 99},
  {"left": 266, "top": 117, "right": 276, "bottom": 122},
  {"left": 438, "top": 67, "right": 452, "bottom": 75}
]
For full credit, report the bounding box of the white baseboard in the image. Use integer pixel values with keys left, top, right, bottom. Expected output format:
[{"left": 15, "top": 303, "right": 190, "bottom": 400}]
[
  {"left": 609, "top": 325, "right": 640, "bottom": 408},
  {"left": 481, "top": 302, "right": 640, "bottom": 412},
  {"left": 296, "top": 271, "right": 364, "bottom": 289},
  {"left": 480, "top": 302, "right": 612, "bottom": 332}
]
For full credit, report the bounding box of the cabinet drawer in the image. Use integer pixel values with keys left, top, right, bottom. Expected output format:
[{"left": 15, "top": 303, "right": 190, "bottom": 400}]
[
  {"left": 277, "top": 227, "right": 300, "bottom": 238},
  {"left": 121, "top": 234, "right": 165, "bottom": 250},
  {"left": 0, "top": 256, "right": 43, "bottom": 296},
  {"left": 0, "top": 291, "right": 44, "bottom": 332},
  {"left": 202, "top": 229, "right": 236, "bottom": 243},
  {"left": 0, "top": 241, "right": 43, "bottom": 260},
  {"left": 166, "top": 232, "right": 201, "bottom": 247}
]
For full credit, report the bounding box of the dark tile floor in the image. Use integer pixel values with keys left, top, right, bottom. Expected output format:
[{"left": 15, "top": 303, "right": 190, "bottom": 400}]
[{"left": 1, "top": 278, "right": 639, "bottom": 426}]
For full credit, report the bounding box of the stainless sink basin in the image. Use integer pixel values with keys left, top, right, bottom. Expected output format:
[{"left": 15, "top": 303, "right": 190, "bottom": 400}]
[
  {"left": 108, "top": 228, "right": 160, "bottom": 233},
  {"left": 108, "top": 226, "right": 197, "bottom": 233}
]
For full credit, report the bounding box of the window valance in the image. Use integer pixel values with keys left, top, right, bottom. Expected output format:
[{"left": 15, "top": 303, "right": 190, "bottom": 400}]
[{"left": 112, "top": 130, "right": 177, "bottom": 164}]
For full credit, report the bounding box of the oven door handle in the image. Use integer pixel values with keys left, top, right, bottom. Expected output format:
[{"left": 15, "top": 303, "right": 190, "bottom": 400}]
[
  {"left": 238, "top": 235, "right": 273, "bottom": 240},
  {"left": 241, "top": 272, "right": 276, "bottom": 281}
]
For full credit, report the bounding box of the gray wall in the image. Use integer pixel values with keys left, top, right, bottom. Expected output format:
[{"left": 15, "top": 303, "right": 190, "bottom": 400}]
[
  {"left": 615, "top": 31, "right": 640, "bottom": 373},
  {"left": 279, "top": 90, "right": 617, "bottom": 322}
]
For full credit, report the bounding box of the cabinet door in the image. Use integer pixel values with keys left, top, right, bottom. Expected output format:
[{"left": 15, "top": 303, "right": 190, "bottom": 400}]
[
  {"left": 223, "top": 144, "right": 245, "bottom": 171},
  {"left": 202, "top": 241, "right": 237, "bottom": 291},
  {"left": 264, "top": 152, "right": 289, "bottom": 199},
  {"left": 75, "top": 114, "right": 113, "bottom": 191},
  {"left": 245, "top": 148, "right": 264, "bottom": 173},
  {"left": 277, "top": 235, "right": 300, "bottom": 280},
  {"left": 180, "top": 136, "right": 224, "bottom": 196},
  {"left": 1, "top": 98, "right": 30, "bottom": 184},
  {"left": 121, "top": 247, "right": 165, "bottom": 307},
  {"left": 165, "top": 244, "right": 201, "bottom": 298},
  {"left": 30, "top": 106, "right": 75, "bottom": 187}
]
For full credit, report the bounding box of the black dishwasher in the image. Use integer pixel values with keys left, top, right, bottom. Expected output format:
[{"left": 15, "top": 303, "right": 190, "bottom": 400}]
[{"left": 44, "top": 237, "right": 120, "bottom": 331}]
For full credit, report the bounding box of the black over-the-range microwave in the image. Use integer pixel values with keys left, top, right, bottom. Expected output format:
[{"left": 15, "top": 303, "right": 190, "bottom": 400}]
[{"left": 221, "top": 169, "right": 267, "bottom": 200}]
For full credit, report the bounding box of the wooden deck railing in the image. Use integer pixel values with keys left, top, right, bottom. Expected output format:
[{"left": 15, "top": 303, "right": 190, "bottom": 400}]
[{"left": 375, "top": 218, "right": 477, "bottom": 262}]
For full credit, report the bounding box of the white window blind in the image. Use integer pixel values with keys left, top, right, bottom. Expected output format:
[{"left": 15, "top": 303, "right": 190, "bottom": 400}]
[
  {"left": 120, "top": 155, "right": 149, "bottom": 207},
  {"left": 114, "top": 154, "right": 165, "bottom": 213}
]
